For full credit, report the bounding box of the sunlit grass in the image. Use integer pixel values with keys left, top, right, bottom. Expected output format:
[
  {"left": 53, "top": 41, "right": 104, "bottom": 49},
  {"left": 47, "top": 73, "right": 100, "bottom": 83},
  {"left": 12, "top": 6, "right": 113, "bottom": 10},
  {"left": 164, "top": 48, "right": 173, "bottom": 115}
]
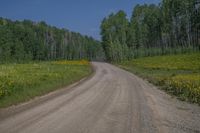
[
  {"left": 0, "top": 60, "right": 91, "bottom": 107},
  {"left": 118, "top": 53, "right": 200, "bottom": 104}
]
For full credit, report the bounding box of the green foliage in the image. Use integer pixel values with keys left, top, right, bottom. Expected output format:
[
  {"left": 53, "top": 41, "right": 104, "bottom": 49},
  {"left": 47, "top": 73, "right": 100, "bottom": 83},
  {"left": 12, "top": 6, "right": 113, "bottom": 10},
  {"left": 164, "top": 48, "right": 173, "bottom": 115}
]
[
  {"left": 101, "top": 0, "right": 200, "bottom": 62},
  {"left": 166, "top": 74, "right": 200, "bottom": 103},
  {"left": 0, "top": 61, "right": 91, "bottom": 107},
  {"left": 129, "top": 53, "right": 200, "bottom": 70},
  {"left": 101, "top": 11, "right": 129, "bottom": 61},
  {"left": 0, "top": 18, "right": 104, "bottom": 63},
  {"left": 118, "top": 53, "right": 200, "bottom": 104}
]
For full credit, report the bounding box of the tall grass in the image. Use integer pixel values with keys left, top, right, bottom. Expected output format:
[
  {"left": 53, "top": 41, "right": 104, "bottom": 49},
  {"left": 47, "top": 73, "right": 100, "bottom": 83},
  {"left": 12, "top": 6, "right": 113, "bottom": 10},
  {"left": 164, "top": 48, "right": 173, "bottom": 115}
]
[
  {"left": 0, "top": 60, "right": 91, "bottom": 108},
  {"left": 118, "top": 53, "right": 200, "bottom": 104},
  {"left": 131, "top": 47, "right": 199, "bottom": 59}
]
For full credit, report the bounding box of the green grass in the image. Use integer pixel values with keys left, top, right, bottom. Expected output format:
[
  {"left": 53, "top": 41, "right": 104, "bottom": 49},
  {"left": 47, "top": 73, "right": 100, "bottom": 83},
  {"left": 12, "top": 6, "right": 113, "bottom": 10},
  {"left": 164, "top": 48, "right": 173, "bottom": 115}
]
[
  {"left": 117, "top": 53, "right": 200, "bottom": 104},
  {"left": 0, "top": 60, "right": 92, "bottom": 108}
]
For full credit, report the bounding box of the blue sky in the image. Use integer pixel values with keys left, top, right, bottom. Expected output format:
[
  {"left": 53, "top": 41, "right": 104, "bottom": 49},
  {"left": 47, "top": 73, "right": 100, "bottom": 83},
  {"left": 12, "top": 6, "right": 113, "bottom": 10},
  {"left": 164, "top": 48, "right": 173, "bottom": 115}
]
[{"left": 0, "top": 0, "right": 160, "bottom": 40}]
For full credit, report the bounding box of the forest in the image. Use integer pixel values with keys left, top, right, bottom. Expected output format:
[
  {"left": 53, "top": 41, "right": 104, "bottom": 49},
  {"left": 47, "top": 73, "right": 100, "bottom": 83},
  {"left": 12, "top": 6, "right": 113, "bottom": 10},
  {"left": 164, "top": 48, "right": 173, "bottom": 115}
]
[
  {"left": 101, "top": 0, "right": 200, "bottom": 62},
  {"left": 0, "top": 18, "right": 104, "bottom": 63},
  {"left": 0, "top": 0, "right": 199, "bottom": 63}
]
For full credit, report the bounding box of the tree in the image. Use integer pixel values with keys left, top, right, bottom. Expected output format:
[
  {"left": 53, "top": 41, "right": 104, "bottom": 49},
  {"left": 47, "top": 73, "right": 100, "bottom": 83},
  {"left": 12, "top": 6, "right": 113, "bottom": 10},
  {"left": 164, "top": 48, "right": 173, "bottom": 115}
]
[
  {"left": 100, "top": 10, "right": 129, "bottom": 61},
  {"left": 101, "top": 0, "right": 199, "bottom": 61},
  {"left": 0, "top": 18, "right": 104, "bottom": 63}
]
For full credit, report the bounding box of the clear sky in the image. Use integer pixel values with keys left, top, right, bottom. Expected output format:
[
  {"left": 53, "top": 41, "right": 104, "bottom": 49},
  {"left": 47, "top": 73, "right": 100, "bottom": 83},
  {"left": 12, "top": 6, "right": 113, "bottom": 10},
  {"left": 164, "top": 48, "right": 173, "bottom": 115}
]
[{"left": 0, "top": 0, "right": 160, "bottom": 40}]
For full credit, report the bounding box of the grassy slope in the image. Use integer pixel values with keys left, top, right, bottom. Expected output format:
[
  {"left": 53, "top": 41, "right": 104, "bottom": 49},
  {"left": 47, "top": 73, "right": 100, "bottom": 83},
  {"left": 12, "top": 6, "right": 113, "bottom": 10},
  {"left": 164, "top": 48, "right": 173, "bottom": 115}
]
[
  {"left": 117, "top": 53, "right": 200, "bottom": 104},
  {"left": 0, "top": 60, "right": 92, "bottom": 108}
]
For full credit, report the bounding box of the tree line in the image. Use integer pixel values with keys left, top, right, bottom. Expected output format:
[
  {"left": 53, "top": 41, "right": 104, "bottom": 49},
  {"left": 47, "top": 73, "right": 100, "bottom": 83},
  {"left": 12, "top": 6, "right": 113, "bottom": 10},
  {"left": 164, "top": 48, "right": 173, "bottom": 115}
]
[
  {"left": 101, "top": 0, "right": 200, "bottom": 62},
  {"left": 0, "top": 18, "right": 104, "bottom": 63}
]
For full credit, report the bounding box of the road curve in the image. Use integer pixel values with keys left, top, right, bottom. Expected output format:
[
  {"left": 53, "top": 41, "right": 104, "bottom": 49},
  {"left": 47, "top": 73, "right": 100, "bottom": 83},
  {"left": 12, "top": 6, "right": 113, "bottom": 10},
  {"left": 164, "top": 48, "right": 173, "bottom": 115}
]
[{"left": 0, "top": 62, "right": 200, "bottom": 133}]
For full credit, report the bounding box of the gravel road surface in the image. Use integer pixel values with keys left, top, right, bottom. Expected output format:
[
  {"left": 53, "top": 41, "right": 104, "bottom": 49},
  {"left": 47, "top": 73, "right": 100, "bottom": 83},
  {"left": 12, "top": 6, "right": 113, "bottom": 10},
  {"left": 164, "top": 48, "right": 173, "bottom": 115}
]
[{"left": 0, "top": 62, "right": 200, "bottom": 133}]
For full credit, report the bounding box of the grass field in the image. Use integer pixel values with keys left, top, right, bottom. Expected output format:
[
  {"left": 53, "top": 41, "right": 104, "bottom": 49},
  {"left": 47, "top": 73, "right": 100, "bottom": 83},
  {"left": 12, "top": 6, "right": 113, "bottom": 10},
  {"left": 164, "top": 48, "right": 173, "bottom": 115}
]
[
  {"left": 0, "top": 60, "right": 92, "bottom": 108},
  {"left": 118, "top": 53, "right": 200, "bottom": 104}
]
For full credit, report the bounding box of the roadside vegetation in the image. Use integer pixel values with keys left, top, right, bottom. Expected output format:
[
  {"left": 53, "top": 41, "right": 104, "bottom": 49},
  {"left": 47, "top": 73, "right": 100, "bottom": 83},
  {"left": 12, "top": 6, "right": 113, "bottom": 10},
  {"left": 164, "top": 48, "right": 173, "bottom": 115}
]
[
  {"left": 0, "top": 17, "right": 103, "bottom": 108},
  {"left": 101, "top": 0, "right": 199, "bottom": 62},
  {"left": 0, "top": 18, "right": 104, "bottom": 63},
  {"left": 101, "top": 0, "right": 200, "bottom": 105},
  {"left": 0, "top": 60, "right": 91, "bottom": 108},
  {"left": 0, "top": 0, "right": 199, "bottom": 107},
  {"left": 117, "top": 53, "right": 200, "bottom": 104}
]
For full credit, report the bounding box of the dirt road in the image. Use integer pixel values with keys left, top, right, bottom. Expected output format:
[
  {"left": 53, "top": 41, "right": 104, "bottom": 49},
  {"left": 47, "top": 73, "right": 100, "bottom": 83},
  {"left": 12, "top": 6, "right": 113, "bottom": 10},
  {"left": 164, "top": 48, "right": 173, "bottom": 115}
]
[{"left": 0, "top": 62, "right": 200, "bottom": 133}]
